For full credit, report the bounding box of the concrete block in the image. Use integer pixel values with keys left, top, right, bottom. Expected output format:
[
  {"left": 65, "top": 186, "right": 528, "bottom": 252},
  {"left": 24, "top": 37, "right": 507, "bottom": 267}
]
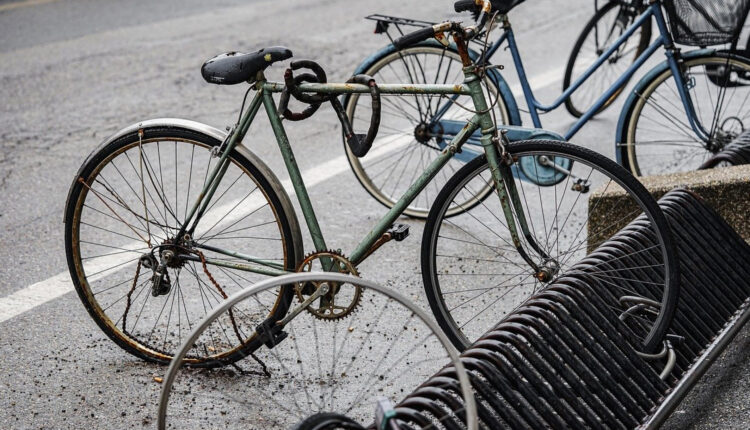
[{"left": 589, "top": 165, "right": 750, "bottom": 244}]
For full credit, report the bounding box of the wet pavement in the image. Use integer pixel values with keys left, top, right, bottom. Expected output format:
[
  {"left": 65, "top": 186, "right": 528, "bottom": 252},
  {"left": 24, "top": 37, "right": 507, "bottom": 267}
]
[{"left": 0, "top": 0, "right": 747, "bottom": 428}]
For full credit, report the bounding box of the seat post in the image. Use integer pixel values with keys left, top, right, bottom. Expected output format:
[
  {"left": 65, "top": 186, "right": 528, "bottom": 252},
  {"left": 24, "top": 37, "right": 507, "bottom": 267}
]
[{"left": 254, "top": 70, "right": 266, "bottom": 87}]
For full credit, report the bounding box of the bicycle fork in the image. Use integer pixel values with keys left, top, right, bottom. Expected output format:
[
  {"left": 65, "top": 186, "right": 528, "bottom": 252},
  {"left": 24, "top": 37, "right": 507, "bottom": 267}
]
[
  {"left": 481, "top": 132, "right": 555, "bottom": 281},
  {"left": 460, "top": 56, "right": 553, "bottom": 281}
]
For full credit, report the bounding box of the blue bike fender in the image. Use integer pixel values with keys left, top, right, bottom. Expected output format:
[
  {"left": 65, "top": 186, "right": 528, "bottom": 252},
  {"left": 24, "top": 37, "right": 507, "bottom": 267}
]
[
  {"left": 614, "top": 48, "right": 716, "bottom": 164},
  {"left": 501, "top": 125, "right": 565, "bottom": 142},
  {"left": 345, "top": 40, "right": 522, "bottom": 126}
]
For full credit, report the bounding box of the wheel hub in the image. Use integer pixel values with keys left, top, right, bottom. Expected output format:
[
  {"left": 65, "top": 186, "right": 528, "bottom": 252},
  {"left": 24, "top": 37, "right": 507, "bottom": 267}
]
[
  {"left": 140, "top": 236, "right": 193, "bottom": 297},
  {"left": 413, "top": 122, "right": 432, "bottom": 144},
  {"left": 535, "top": 259, "right": 560, "bottom": 283}
]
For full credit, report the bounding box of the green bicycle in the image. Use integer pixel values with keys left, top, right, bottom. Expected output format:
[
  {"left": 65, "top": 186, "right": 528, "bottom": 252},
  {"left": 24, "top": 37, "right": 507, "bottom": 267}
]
[{"left": 64, "top": 1, "right": 678, "bottom": 363}]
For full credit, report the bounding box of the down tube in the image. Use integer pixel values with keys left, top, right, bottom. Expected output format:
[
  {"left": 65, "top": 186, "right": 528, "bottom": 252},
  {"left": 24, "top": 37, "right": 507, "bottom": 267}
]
[{"left": 349, "top": 116, "right": 481, "bottom": 265}]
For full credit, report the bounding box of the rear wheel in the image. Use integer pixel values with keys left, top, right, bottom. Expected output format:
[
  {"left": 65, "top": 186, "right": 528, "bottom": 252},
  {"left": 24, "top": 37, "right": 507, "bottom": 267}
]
[
  {"left": 563, "top": 0, "right": 651, "bottom": 118},
  {"left": 620, "top": 53, "right": 750, "bottom": 176},
  {"left": 64, "top": 126, "right": 302, "bottom": 366},
  {"left": 344, "top": 45, "right": 512, "bottom": 218},
  {"left": 157, "top": 273, "right": 478, "bottom": 430},
  {"left": 422, "top": 140, "right": 678, "bottom": 352}
]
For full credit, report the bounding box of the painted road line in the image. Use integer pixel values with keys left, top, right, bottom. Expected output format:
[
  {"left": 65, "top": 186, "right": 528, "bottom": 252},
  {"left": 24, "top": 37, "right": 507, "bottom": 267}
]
[
  {"left": 0, "top": 0, "right": 60, "bottom": 13},
  {"left": 508, "top": 68, "right": 562, "bottom": 97},
  {"left": 0, "top": 133, "right": 413, "bottom": 324},
  {"left": 0, "top": 63, "right": 564, "bottom": 323}
]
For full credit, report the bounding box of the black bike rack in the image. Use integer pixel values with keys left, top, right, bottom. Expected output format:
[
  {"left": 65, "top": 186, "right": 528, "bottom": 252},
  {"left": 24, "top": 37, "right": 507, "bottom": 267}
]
[
  {"left": 391, "top": 188, "right": 750, "bottom": 429},
  {"left": 700, "top": 129, "right": 750, "bottom": 169}
]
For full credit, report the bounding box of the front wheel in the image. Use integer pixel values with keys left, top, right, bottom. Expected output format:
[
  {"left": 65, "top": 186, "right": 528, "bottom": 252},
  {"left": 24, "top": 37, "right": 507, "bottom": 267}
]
[
  {"left": 64, "top": 126, "right": 302, "bottom": 366},
  {"left": 157, "top": 273, "right": 478, "bottom": 430},
  {"left": 619, "top": 53, "right": 750, "bottom": 176},
  {"left": 422, "top": 140, "right": 679, "bottom": 352}
]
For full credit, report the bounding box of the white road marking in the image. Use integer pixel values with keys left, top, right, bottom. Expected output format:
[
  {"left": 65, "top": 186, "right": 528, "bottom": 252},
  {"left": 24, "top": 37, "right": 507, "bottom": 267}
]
[
  {"left": 508, "top": 68, "right": 562, "bottom": 97},
  {"left": 0, "top": 135, "right": 411, "bottom": 324},
  {"left": 0, "top": 0, "right": 60, "bottom": 13},
  {"left": 0, "top": 69, "right": 562, "bottom": 324}
]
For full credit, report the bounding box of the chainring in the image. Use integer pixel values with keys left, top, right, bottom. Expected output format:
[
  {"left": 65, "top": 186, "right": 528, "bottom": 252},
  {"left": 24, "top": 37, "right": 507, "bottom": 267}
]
[{"left": 294, "top": 250, "right": 362, "bottom": 320}]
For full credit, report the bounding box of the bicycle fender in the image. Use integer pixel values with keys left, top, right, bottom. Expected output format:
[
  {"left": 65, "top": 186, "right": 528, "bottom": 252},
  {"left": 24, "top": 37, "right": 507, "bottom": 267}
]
[
  {"left": 614, "top": 48, "right": 716, "bottom": 164},
  {"left": 345, "top": 40, "right": 522, "bottom": 126},
  {"left": 63, "top": 118, "right": 304, "bottom": 260}
]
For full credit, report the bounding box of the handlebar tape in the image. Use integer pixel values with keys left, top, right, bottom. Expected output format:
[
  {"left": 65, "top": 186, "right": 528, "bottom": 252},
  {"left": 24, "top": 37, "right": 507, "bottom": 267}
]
[{"left": 393, "top": 26, "right": 436, "bottom": 50}]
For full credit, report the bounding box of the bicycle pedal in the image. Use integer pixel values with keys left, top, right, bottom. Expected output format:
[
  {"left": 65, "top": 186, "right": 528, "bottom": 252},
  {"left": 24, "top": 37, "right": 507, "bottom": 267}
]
[
  {"left": 388, "top": 224, "right": 410, "bottom": 241},
  {"left": 255, "top": 320, "right": 288, "bottom": 349}
]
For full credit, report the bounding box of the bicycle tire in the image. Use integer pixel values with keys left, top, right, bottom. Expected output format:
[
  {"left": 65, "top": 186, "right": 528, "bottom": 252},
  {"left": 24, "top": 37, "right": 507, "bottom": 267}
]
[
  {"left": 619, "top": 52, "right": 750, "bottom": 176},
  {"left": 563, "top": 0, "right": 652, "bottom": 118},
  {"left": 422, "top": 140, "right": 679, "bottom": 353},
  {"left": 64, "top": 125, "right": 303, "bottom": 367}
]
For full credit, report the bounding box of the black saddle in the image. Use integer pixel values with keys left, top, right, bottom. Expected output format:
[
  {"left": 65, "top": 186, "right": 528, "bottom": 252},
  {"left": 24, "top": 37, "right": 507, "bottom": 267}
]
[
  {"left": 201, "top": 46, "right": 293, "bottom": 85},
  {"left": 491, "top": 0, "right": 525, "bottom": 14}
]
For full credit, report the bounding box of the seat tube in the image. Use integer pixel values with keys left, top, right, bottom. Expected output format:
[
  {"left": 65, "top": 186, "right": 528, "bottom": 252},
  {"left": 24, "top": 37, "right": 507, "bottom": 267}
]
[{"left": 261, "top": 90, "right": 328, "bottom": 253}]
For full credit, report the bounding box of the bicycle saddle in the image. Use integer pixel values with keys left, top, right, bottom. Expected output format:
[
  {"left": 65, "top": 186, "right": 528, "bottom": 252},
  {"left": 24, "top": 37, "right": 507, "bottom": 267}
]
[{"left": 201, "top": 46, "right": 293, "bottom": 85}]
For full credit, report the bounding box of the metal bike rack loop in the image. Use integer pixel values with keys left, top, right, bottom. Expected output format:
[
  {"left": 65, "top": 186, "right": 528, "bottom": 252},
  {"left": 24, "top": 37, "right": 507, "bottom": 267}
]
[{"left": 389, "top": 189, "right": 750, "bottom": 429}]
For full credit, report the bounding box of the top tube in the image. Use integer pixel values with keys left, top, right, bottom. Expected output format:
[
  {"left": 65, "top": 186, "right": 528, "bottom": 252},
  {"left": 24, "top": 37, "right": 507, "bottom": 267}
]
[{"left": 262, "top": 81, "right": 472, "bottom": 96}]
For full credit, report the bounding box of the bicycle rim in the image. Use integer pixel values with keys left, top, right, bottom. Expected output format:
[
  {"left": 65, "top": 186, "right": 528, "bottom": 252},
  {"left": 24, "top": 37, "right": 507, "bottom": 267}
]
[
  {"left": 564, "top": 1, "right": 650, "bottom": 118},
  {"left": 624, "top": 55, "right": 750, "bottom": 176},
  {"left": 158, "top": 273, "right": 478, "bottom": 430},
  {"left": 345, "top": 45, "right": 508, "bottom": 218},
  {"left": 423, "top": 141, "right": 678, "bottom": 352},
  {"left": 65, "top": 129, "right": 298, "bottom": 366}
]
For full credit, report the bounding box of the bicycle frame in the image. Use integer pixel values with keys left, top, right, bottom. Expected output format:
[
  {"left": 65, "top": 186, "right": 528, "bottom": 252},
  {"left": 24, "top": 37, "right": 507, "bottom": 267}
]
[
  {"left": 432, "top": 0, "right": 712, "bottom": 143},
  {"left": 173, "top": 60, "right": 541, "bottom": 277}
]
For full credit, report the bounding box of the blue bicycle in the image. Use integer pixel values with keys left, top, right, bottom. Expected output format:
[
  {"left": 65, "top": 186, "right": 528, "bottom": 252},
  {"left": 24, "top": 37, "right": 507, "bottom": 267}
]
[{"left": 345, "top": 0, "right": 750, "bottom": 218}]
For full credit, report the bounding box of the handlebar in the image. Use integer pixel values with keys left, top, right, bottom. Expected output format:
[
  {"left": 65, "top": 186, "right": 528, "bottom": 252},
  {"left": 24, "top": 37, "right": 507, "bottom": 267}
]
[
  {"left": 392, "top": 0, "right": 493, "bottom": 50},
  {"left": 454, "top": 0, "right": 480, "bottom": 17},
  {"left": 392, "top": 26, "right": 436, "bottom": 50}
]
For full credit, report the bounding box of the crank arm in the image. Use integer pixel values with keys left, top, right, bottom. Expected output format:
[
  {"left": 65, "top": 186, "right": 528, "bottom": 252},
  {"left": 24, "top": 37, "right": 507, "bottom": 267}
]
[
  {"left": 537, "top": 155, "right": 576, "bottom": 177},
  {"left": 277, "top": 283, "right": 330, "bottom": 327},
  {"left": 537, "top": 155, "right": 591, "bottom": 192}
]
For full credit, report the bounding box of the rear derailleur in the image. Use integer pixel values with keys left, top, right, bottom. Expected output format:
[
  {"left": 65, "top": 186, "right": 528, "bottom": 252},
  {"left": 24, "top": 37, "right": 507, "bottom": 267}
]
[{"left": 139, "top": 252, "right": 172, "bottom": 297}]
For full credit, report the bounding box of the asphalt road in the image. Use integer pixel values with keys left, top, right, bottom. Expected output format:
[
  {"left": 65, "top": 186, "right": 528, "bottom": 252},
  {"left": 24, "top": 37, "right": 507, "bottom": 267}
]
[{"left": 0, "top": 0, "right": 748, "bottom": 428}]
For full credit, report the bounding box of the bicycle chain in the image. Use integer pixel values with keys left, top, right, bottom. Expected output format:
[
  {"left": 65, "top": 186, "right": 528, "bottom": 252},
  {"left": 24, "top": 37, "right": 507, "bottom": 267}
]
[
  {"left": 121, "top": 259, "right": 142, "bottom": 333},
  {"left": 193, "top": 249, "right": 270, "bottom": 376}
]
